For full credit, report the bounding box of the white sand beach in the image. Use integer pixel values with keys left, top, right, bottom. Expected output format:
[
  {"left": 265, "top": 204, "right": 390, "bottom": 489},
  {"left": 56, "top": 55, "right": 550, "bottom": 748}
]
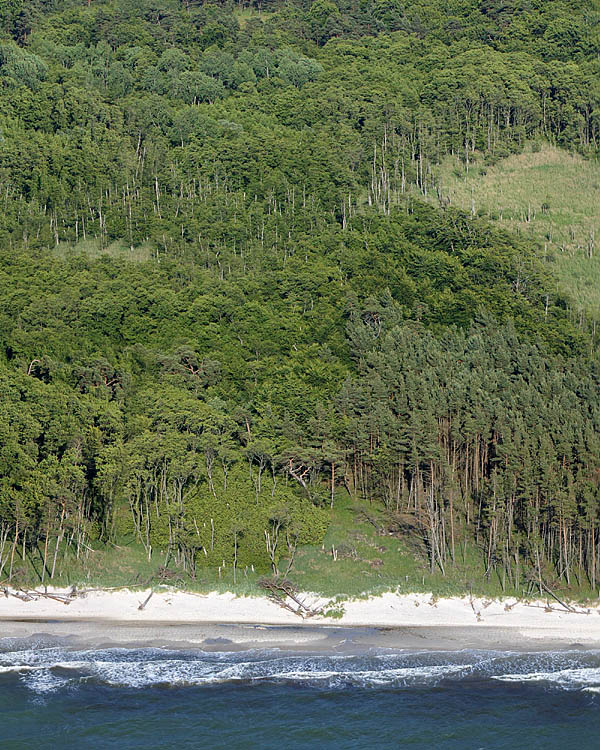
[{"left": 1, "top": 588, "right": 599, "bottom": 650}]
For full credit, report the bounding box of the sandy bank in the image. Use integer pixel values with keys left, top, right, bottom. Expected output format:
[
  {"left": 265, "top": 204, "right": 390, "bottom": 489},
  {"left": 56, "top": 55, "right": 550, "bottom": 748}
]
[{"left": 1, "top": 588, "right": 599, "bottom": 650}]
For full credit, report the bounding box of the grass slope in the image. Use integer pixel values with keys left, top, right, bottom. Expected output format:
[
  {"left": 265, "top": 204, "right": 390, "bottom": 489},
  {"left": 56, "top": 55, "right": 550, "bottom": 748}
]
[
  {"left": 20, "top": 494, "right": 597, "bottom": 604},
  {"left": 425, "top": 144, "right": 600, "bottom": 317}
]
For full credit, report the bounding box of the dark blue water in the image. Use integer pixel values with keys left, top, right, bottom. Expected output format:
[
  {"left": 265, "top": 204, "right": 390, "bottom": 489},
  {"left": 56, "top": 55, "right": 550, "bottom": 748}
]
[{"left": 1, "top": 641, "right": 599, "bottom": 749}]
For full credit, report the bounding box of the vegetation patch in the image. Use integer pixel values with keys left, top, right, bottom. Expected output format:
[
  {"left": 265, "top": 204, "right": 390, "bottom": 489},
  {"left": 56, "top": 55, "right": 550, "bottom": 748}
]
[{"left": 422, "top": 144, "right": 600, "bottom": 317}]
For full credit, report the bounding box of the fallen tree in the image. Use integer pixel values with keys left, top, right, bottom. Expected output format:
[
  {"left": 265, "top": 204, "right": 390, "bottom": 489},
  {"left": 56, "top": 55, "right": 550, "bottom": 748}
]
[{"left": 258, "top": 577, "right": 324, "bottom": 619}]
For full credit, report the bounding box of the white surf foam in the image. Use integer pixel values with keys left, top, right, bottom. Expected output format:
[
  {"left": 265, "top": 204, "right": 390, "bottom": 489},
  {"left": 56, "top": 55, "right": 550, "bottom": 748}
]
[
  {"left": 20, "top": 669, "right": 72, "bottom": 694},
  {"left": 0, "top": 665, "right": 41, "bottom": 674},
  {"left": 493, "top": 667, "right": 600, "bottom": 691},
  {"left": 3, "top": 646, "right": 600, "bottom": 694}
]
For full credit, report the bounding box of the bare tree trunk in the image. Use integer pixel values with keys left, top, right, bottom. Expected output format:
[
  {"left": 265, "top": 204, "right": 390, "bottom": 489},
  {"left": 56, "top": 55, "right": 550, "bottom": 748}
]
[{"left": 8, "top": 519, "right": 19, "bottom": 581}]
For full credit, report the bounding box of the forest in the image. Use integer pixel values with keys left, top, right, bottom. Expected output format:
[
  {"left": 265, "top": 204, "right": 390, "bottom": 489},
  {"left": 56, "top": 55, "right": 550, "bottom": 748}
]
[{"left": 1, "top": 0, "right": 600, "bottom": 596}]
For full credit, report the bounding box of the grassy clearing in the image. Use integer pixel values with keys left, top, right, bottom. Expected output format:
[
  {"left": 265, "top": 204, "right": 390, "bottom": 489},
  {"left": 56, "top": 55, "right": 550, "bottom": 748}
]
[
  {"left": 233, "top": 7, "right": 275, "bottom": 27},
  {"left": 291, "top": 494, "right": 600, "bottom": 604},
  {"left": 553, "top": 252, "right": 600, "bottom": 322},
  {"left": 422, "top": 143, "right": 600, "bottom": 316},
  {"left": 53, "top": 238, "right": 154, "bottom": 263},
  {"left": 291, "top": 494, "right": 533, "bottom": 601},
  {"left": 13, "top": 536, "right": 267, "bottom": 596}
]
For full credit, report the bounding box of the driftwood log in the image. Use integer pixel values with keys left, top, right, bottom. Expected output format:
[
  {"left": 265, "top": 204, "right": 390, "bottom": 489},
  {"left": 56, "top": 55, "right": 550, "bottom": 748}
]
[
  {"left": 258, "top": 577, "right": 323, "bottom": 619},
  {"left": 0, "top": 587, "right": 74, "bottom": 604},
  {"left": 138, "top": 591, "right": 154, "bottom": 610}
]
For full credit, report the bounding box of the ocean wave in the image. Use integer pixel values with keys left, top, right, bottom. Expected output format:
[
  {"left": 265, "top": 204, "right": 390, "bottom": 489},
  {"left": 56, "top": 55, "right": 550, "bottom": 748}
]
[
  {"left": 20, "top": 669, "right": 72, "bottom": 694},
  {"left": 0, "top": 665, "right": 42, "bottom": 674},
  {"left": 493, "top": 667, "right": 600, "bottom": 691},
  {"left": 2, "top": 646, "right": 600, "bottom": 694}
]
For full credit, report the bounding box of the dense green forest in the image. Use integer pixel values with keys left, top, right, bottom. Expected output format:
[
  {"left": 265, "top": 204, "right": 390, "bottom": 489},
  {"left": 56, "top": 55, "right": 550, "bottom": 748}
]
[{"left": 1, "top": 0, "right": 600, "bottom": 596}]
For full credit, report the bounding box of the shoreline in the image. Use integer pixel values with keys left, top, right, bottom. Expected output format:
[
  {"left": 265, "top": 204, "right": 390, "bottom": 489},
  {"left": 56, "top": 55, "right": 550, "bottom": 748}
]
[
  {"left": 1, "top": 588, "right": 600, "bottom": 651},
  {"left": 0, "top": 619, "right": 597, "bottom": 654}
]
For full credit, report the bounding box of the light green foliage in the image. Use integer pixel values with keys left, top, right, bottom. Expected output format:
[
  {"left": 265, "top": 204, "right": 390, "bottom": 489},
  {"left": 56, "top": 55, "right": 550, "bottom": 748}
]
[
  {"left": 185, "top": 466, "right": 329, "bottom": 570},
  {"left": 554, "top": 254, "right": 600, "bottom": 323},
  {"left": 0, "top": 41, "right": 46, "bottom": 87}
]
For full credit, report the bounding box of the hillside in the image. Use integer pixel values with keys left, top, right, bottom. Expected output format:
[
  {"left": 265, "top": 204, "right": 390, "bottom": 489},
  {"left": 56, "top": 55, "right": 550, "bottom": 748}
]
[
  {"left": 1, "top": 0, "right": 600, "bottom": 600},
  {"left": 420, "top": 143, "right": 600, "bottom": 321}
]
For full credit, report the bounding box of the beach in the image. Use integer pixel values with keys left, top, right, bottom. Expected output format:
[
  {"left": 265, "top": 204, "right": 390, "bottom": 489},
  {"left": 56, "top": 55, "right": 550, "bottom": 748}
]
[
  {"left": 1, "top": 588, "right": 599, "bottom": 651},
  {"left": 3, "top": 588, "right": 600, "bottom": 750}
]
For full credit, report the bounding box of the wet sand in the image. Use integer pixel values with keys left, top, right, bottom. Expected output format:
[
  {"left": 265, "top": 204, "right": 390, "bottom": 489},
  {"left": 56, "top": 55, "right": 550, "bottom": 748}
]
[{"left": 1, "top": 619, "right": 597, "bottom": 653}]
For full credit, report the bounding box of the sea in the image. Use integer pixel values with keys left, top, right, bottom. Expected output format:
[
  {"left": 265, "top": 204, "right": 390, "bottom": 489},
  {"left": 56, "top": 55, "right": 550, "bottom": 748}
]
[{"left": 1, "top": 638, "right": 600, "bottom": 749}]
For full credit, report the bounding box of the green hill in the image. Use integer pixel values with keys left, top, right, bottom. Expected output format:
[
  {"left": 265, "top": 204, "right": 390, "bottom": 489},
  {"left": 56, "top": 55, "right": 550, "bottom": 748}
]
[{"left": 1, "top": 0, "right": 600, "bottom": 600}]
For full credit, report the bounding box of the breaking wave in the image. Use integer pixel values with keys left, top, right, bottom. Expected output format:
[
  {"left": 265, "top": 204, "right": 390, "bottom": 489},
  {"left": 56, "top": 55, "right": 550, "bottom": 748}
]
[
  {"left": 2, "top": 641, "right": 600, "bottom": 695},
  {"left": 493, "top": 666, "right": 600, "bottom": 691}
]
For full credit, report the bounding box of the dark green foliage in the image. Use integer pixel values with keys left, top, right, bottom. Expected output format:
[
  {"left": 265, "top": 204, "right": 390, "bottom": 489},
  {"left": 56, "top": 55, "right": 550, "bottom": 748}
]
[{"left": 340, "top": 316, "right": 600, "bottom": 588}]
